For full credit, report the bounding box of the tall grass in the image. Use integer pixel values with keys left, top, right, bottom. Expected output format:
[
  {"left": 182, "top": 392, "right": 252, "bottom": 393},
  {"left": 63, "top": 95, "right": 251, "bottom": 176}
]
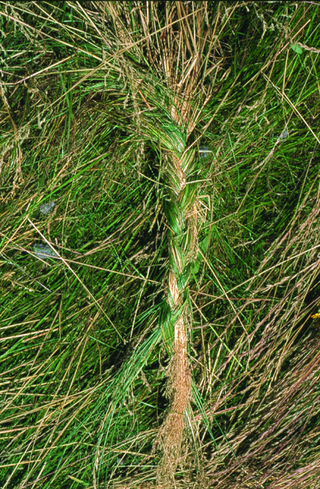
[{"left": 0, "top": 2, "right": 320, "bottom": 488}]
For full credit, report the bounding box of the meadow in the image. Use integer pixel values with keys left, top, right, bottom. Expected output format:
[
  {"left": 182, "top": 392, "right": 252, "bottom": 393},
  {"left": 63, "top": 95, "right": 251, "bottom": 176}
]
[{"left": 0, "top": 2, "right": 320, "bottom": 488}]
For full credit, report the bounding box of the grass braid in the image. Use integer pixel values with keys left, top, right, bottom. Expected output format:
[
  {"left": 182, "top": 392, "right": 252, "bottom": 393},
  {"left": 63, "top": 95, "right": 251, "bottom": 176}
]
[{"left": 152, "top": 126, "right": 199, "bottom": 484}]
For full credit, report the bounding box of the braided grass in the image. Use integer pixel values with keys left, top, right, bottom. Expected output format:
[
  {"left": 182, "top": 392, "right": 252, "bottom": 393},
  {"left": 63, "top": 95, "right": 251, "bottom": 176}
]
[{"left": 156, "top": 138, "right": 198, "bottom": 484}]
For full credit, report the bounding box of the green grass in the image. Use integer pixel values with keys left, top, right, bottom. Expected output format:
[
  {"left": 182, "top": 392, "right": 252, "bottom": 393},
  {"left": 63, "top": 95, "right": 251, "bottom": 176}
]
[{"left": 1, "top": 2, "right": 320, "bottom": 488}]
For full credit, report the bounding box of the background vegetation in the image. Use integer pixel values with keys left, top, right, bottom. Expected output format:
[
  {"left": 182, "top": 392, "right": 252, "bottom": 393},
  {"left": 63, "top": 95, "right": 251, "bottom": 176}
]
[{"left": 0, "top": 1, "right": 320, "bottom": 488}]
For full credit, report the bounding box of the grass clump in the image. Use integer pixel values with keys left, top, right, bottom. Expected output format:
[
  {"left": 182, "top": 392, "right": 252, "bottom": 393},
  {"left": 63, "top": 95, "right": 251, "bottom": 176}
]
[{"left": 0, "top": 2, "right": 320, "bottom": 488}]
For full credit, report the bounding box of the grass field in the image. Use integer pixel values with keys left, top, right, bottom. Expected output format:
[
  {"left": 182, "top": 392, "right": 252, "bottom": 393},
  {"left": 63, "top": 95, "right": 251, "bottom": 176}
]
[{"left": 1, "top": 2, "right": 320, "bottom": 488}]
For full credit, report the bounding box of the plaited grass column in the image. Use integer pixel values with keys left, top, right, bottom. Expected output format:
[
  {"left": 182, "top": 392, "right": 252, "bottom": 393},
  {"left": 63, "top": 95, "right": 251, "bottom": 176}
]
[{"left": 155, "top": 126, "right": 199, "bottom": 485}]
